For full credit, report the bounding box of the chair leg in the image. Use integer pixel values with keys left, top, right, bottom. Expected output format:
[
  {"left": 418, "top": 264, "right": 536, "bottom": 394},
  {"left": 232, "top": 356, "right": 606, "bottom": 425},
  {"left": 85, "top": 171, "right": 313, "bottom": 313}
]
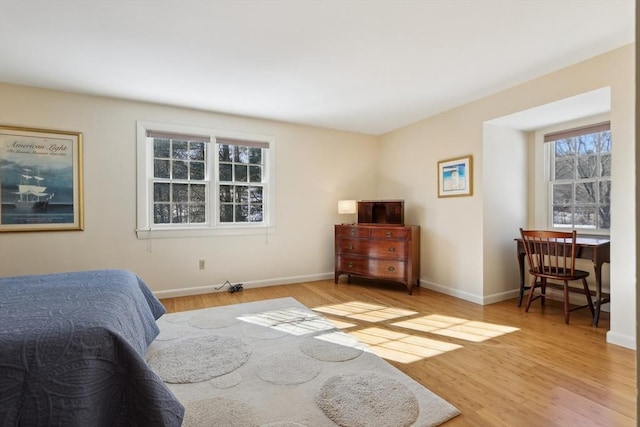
[
  {"left": 563, "top": 280, "right": 570, "bottom": 324},
  {"left": 582, "top": 278, "right": 595, "bottom": 317},
  {"left": 540, "top": 278, "right": 546, "bottom": 306},
  {"left": 524, "top": 277, "right": 538, "bottom": 312}
]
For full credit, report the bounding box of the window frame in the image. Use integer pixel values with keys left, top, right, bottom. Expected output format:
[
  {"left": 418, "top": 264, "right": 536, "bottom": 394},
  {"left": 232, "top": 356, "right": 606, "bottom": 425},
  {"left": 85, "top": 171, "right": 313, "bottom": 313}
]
[
  {"left": 136, "top": 121, "right": 276, "bottom": 239},
  {"left": 533, "top": 115, "right": 611, "bottom": 236}
]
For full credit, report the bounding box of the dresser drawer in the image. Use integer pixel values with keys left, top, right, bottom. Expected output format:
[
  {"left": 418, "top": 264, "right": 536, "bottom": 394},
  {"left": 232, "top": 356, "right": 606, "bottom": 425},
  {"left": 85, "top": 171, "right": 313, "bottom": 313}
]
[
  {"left": 336, "top": 256, "right": 370, "bottom": 276},
  {"left": 368, "top": 240, "right": 407, "bottom": 259},
  {"left": 369, "top": 259, "right": 406, "bottom": 279},
  {"left": 336, "top": 225, "right": 370, "bottom": 238},
  {"left": 370, "top": 227, "right": 410, "bottom": 240},
  {"left": 336, "top": 238, "right": 370, "bottom": 255}
]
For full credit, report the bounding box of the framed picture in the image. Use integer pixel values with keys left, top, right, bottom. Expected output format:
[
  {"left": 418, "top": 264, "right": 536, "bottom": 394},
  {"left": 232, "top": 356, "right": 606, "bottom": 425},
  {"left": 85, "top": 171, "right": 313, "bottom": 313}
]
[
  {"left": 437, "top": 155, "right": 473, "bottom": 198},
  {"left": 0, "top": 125, "right": 83, "bottom": 231}
]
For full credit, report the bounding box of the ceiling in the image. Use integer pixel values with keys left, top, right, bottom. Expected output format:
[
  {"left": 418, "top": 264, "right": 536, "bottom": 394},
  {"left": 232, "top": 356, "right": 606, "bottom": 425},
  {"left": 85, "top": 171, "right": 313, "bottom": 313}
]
[{"left": 0, "top": 1, "right": 634, "bottom": 135}]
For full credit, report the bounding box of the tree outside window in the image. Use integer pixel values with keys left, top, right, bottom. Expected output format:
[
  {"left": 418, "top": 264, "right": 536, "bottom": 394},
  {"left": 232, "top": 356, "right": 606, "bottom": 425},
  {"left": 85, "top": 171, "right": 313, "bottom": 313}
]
[{"left": 549, "top": 124, "right": 611, "bottom": 231}]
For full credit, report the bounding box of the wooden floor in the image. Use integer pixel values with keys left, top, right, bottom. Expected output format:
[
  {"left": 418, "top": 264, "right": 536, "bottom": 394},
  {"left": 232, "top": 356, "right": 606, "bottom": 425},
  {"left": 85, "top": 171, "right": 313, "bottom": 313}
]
[{"left": 160, "top": 279, "right": 636, "bottom": 427}]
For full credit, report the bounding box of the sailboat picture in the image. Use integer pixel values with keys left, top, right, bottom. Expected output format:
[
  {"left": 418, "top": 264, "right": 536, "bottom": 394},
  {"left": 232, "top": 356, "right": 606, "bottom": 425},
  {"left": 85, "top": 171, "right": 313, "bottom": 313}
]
[
  {"left": 13, "top": 168, "right": 55, "bottom": 211},
  {"left": 0, "top": 125, "right": 83, "bottom": 231}
]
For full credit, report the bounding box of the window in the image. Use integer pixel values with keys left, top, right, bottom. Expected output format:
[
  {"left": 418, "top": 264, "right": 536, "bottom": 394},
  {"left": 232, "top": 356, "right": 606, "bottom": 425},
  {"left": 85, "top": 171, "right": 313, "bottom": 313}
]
[
  {"left": 217, "top": 138, "right": 267, "bottom": 224},
  {"left": 149, "top": 131, "right": 209, "bottom": 225},
  {"left": 545, "top": 122, "right": 611, "bottom": 231},
  {"left": 136, "top": 121, "right": 274, "bottom": 238}
]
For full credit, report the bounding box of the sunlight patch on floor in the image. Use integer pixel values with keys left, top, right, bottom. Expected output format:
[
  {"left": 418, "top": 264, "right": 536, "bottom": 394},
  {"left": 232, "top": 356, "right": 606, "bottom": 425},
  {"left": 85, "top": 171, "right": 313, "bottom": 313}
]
[
  {"left": 238, "top": 308, "right": 335, "bottom": 336},
  {"left": 313, "top": 330, "right": 370, "bottom": 351},
  {"left": 349, "top": 327, "right": 463, "bottom": 363},
  {"left": 311, "top": 301, "right": 519, "bottom": 363},
  {"left": 324, "top": 317, "right": 359, "bottom": 330},
  {"left": 313, "top": 301, "right": 418, "bottom": 322},
  {"left": 392, "top": 315, "right": 519, "bottom": 342}
]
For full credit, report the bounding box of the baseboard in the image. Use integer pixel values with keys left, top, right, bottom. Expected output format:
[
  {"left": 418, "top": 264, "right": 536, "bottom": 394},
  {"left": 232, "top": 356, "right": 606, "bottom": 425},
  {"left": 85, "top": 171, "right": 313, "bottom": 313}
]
[
  {"left": 419, "top": 279, "right": 484, "bottom": 305},
  {"left": 606, "top": 330, "right": 636, "bottom": 350},
  {"left": 154, "top": 272, "right": 334, "bottom": 299},
  {"left": 420, "top": 280, "right": 524, "bottom": 305}
]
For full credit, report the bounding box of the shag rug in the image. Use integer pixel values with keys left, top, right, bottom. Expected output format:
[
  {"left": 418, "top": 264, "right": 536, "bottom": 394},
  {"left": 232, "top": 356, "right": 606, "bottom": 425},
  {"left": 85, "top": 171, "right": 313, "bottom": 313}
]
[{"left": 146, "top": 297, "right": 460, "bottom": 426}]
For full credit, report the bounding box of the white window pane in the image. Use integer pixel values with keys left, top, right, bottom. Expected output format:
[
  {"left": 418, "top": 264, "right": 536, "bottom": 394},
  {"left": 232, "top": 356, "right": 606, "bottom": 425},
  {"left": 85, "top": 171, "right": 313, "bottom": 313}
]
[
  {"left": 552, "top": 183, "right": 572, "bottom": 204},
  {"left": 172, "top": 140, "right": 189, "bottom": 159},
  {"left": 574, "top": 206, "right": 597, "bottom": 228},
  {"left": 154, "top": 139, "right": 170, "bottom": 157},
  {"left": 154, "top": 183, "right": 170, "bottom": 202},
  {"left": 220, "top": 204, "right": 233, "bottom": 222},
  {"left": 554, "top": 158, "right": 574, "bottom": 180},
  {"left": 552, "top": 206, "right": 573, "bottom": 227},
  {"left": 575, "top": 182, "right": 596, "bottom": 204},
  {"left": 154, "top": 204, "right": 170, "bottom": 224},
  {"left": 172, "top": 160, "right": 188, "bottom": 179},
  {"left": 219, "top": 163, "right": 232, "bottom": 181},
  {"left": 172, "top": 183, "right": 189, "bottom": 202},
  {"left": 235, "top": 164, "right": 248, "bottom": 182},
  {"left": 154, "top": 159, "right": 170, "bottom": 178},
  {"left": 172, "top": 204, "right": 189, "bottom": 223},
  {"left": 190, "top": 161, "right": 205, "bottom": 180},
  {"left": 189, "top": 204, "right": 206, "bottom": 223}
]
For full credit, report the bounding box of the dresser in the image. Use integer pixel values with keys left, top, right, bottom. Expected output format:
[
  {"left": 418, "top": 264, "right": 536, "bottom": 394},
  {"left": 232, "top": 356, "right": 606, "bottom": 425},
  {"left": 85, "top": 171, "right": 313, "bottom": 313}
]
[{"left": 334, "top": 224, "right": 420, "bottom": 294}]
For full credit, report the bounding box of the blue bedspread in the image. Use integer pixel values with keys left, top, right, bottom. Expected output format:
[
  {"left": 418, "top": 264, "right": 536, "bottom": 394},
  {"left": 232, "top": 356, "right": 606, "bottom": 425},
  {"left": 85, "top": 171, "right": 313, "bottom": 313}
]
[{"left": 0, "top": 269, "right": 184, "bottom": 426}]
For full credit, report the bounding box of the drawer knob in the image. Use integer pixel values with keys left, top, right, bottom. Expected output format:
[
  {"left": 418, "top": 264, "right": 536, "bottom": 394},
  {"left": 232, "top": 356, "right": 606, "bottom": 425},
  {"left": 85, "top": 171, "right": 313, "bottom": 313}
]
[
  {"left": 350, "top": 230, "right": 356, "bottom": 235},
  {"left": 388, "top": 266, "right": 395, "bottom": 272},
  {"left": 388, "top": 247, "right": 395, "bottom": 252},
  {"left": 348, "top": 244, "right": 354, "bottom": 250},
  {"left": 386, "top": 231, "right": 392, "bottom": 237},
  {"left": 348, "top": 262, "right": 354, "bottom": 268}
]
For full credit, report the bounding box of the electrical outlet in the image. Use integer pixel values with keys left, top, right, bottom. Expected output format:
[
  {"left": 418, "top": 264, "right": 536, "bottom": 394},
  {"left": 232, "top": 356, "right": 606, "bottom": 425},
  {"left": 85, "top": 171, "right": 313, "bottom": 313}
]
[{"left": 199, "top": 259, "right": 205, "bottom": 270}]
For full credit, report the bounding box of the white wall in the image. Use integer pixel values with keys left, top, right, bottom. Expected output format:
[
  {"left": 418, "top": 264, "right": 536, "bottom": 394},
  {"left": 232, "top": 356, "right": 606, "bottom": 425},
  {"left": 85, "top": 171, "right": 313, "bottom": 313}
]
[
  {"left": 0, "top": 84, "right": 379, "bottom": 294},
  {"left": 379, "top": 44, "right": 635, "bottom": 349},
  {"left": 482, "top": 125, "right": 527, "bottom": 303}
]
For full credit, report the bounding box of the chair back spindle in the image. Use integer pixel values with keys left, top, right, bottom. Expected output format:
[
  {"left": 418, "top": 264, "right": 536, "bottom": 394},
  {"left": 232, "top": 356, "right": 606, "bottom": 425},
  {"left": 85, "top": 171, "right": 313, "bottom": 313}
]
[{"left": 520, "top": 229, "right": 577, "bottom": 278}]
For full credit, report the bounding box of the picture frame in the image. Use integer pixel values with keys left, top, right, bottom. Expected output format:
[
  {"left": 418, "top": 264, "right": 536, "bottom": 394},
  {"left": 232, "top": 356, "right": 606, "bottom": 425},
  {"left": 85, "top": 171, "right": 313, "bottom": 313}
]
[
  {"left": 437, "top": 154, "right": 473, "bottom": 198},
  {"left": 0, "top": 125, "right": 83, "bottom": 231}
]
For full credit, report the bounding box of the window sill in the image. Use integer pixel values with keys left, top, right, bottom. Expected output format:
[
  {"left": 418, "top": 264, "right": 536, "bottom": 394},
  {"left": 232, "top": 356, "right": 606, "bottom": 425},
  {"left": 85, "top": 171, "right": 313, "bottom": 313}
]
[{"left": 136, "top": 225, "right": 275, "bottom": 239}]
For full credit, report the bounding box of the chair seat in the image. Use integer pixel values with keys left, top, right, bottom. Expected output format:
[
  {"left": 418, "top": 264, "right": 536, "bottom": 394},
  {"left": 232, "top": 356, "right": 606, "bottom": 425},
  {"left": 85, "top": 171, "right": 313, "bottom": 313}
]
[{"left": 530, "top": 268, "right": 590, "bottom": 281}]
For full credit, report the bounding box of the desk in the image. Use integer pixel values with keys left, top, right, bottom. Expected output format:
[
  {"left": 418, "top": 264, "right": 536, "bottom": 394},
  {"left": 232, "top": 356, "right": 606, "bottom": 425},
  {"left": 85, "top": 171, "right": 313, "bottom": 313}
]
[{"left": 515, "top": 236, "right": 610, "bottom": 327}]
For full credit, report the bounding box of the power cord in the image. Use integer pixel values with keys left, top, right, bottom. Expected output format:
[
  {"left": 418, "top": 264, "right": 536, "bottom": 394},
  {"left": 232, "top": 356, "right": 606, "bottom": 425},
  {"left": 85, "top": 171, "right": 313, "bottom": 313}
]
[{"left": 214, "top": 280, "right": 243, "bottom": 293}]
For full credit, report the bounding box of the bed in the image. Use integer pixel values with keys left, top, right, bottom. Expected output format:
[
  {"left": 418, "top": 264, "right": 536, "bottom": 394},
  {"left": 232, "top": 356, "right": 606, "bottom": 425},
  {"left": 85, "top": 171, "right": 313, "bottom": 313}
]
[{"left": 0, "top": 269, "right": 184, "bottom": 426}]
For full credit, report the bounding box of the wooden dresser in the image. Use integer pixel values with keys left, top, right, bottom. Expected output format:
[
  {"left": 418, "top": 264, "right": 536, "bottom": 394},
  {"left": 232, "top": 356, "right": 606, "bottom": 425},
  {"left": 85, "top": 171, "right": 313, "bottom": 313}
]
[{"left": 334, "top": 224, "right": 420, "bottom": 294}]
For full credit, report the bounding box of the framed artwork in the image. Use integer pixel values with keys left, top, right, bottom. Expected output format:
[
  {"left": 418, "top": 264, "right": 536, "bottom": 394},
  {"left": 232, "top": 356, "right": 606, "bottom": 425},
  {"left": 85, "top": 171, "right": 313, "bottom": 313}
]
[
  {"left": 0, "top": 125, "right": 83, "bottom": 231},
  {"left": 437, "top": 155, "right": 473, "bottom": 198}
]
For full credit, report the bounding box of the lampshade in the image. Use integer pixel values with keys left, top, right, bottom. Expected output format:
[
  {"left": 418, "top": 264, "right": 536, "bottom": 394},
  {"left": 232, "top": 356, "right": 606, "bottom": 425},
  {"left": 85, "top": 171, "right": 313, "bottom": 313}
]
[{"left": 338, "top": 200, "right": 357, "bottom": 215}]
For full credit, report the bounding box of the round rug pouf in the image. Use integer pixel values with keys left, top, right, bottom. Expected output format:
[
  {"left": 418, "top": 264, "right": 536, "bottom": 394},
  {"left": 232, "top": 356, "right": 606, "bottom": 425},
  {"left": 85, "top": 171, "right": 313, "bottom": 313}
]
[
  {"left": 182, "top": 397, "right": 260, "bottom": 427},
  {"left": 155, "top": 320, "right": 190, "bottom": 341},
  {"left": 147, "top": 335, "right": 251, "bottom": 383},
  {"left": 188, "top": 310, "right": 239, "bottom": 329},
  {"left": 210, "top": 371, "right": 243, "bottom": 389},
  {"left": 299, "top": 334, "right": 363, "bottom": 362},
  {"left": 256, "top": 352, "right": 322, "bottom": 385},
  {"left": 316, "top": 371, "right": 420, "bottom": 427},
  {"left": 242, "top": 323, "right": 288, "bottom": 340}
]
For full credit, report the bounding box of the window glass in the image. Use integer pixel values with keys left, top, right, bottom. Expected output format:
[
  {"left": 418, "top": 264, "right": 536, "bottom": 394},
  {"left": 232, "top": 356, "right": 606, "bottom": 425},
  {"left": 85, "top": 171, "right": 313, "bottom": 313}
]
[
  {"left": 151, "top": 136, "right": 209, "bottom": 226},
  {"left": 549, "top": 126, "right": 611, "bottom": 231},
  {"left": 216, "top": 141, "right": 265, "bottom": 224}
]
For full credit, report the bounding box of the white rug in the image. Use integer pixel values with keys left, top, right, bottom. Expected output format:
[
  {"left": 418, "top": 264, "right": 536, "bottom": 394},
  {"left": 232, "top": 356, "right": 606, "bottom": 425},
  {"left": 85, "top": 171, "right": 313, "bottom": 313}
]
[{"left": 147, "top": 297, "right": 460, "bottom": 427}]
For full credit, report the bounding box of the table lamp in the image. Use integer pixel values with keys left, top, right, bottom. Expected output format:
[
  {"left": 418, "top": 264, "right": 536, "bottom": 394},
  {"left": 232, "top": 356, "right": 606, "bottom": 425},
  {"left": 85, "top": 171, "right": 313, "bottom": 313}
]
[{"left": 338, "top": 200, "right": 357, "bottom": 224}]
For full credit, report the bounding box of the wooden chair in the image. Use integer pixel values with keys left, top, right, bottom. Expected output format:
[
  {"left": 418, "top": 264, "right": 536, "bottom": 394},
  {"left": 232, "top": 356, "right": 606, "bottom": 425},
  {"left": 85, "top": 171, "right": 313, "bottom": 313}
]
[{"left": 519, "top": 228, "right": 595, "bottom": 324}]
